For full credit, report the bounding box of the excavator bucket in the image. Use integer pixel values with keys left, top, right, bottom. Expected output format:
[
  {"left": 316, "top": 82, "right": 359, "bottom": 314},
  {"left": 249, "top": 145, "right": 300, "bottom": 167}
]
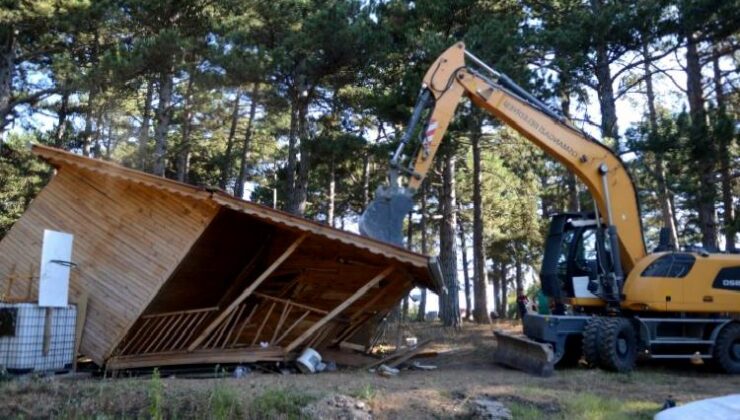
[
  {"left": 359, "top": 185, "right": 414, "bottom": 246},
  {"left": 493, "top": 330, "right": 555, "bottom": 377}
]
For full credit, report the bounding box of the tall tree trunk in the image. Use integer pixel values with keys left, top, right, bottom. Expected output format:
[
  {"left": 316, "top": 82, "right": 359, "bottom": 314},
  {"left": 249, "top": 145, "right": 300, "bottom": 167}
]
[
  {"left": 328, "top": 157, "right": 336, "bottom": 226},
  {"left": 219, "top": 91, "right": 241, "bottom": 189},
  {"left": 416, "top": 180, "right": 428, "bottom": 322},
  {"left": 290, "top": 101, "right": 311, "bottom": 215},
  {"left": 362, "top": 147, "right": 371, "bottom": 211},
  {"left": 402, "top": 212, "right": 413, "bottom": 321},
  {"left": 235, "top": 83, "right": 259, "bottom": 199},
  {"left": 457, "top": 212, "right": 472, "bottom": 321},
  {"left": 53, "top": 91, "right": 70, "bottom": 148},
  {"left": 642, "top": 36, "right": 678, "bottom": 249},
  {"left": 471, "top": 119, "right": 490, "bottom": 323},
  {"left": 491, "top": 262, "right": 500, "bottom": 317},
  {"left": 138, "top": 79, "right": 154, "bottom": 171},
  {"left": 91, "top": 108, "right": 104, "bottom": 157},
  {"left": 104, "top": 114, "right": 113, "bottom": 160},
  {"left": 0, "top": 27, "right": 14, "bottom": 134},
  {"left": 515, "top": 258, "right": 524, "bottom": 319},
  {"left": 153, "top": 69, "right": 174, "bottom": 177},
  {"left": 285, "top": 103, "right": 298, "bottom": 206},
  {"left": 82, "top": 90, "right": 98, "bottom": 157},
  {"left": 685, "top": 31, "right": 717, "bottom": 250},
  {"left": 439, "top": 148, "right": 461, "bottom": 328},
  {"left": 176, "top": 73, "right": 196, "bottom": 183},
  {"left": 499, "top": 262, "right": 508, "bottom": 318},
  {"left": 82, "top": 31, "right": 101, "bottom": 158},
  {"left": 713, "top": 49, "right": 735, "bottom": 252},
  {"left": 590, "top": 0, "right": 618, "bottom": 147}
]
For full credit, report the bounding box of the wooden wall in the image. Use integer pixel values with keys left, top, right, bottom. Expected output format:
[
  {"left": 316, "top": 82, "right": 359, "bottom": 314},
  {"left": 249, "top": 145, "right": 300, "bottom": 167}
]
[{"left": 0, "top": 166, "right": 218, "bottom": 364}]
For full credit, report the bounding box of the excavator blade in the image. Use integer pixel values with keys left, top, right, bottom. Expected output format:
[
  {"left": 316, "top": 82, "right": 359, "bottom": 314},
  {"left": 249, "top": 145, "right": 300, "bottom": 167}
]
[
  {"left": 493, "top": 330, "right": 555, "bottom": 377},
  {"left": 359, "top": 186, "right": 414, "bottom": 246}
]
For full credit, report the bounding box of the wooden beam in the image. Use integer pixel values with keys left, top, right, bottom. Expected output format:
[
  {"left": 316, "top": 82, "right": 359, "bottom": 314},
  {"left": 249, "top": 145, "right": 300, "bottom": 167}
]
[
  {"left": 270, "top": 304, "right": 291, "bottom": 344},
  {"left": 118, "top": 318, "right": 152, "bottom": 355},
  {"left": 386, "top": 339, "right": 433, "bottom": 368},
  {"left": 107, "top": 347, "right": 287, "bottom": 370},
  {"left": 172, "top": 311, "right": 209, "bottom": 350},
  {"left": 251, "top": 302, "right": 276, "bottom": 347},
  {"left": 284, "top": 265, "right": 394, "bottom": 353},
  {"left": 141, "top": 307, "right": 218, "bottom": 319},
  {"left": 73, "top": 292, "right": 88, "bottom": 371},
  {"left": 363, "top": 338, "right": 432, "bottom": 369},
  {"left": 188, "top": 233, "right": 308, "bottom": 351},
  {"left": 230, "top": 304, "right": 258, "bottom": 347},
  {"left": 275, "top": 310, "right": 310, "bottom": 345},
  {"left": 253, "top": 292, "right": 328, "bottom": 315}
]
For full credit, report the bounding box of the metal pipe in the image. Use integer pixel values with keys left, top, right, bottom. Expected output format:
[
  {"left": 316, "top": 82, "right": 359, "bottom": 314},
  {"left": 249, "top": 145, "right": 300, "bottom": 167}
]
[
  {"left": 599, "top": 163, "right": 625, "bottom": 298},
  {"left": 465, "top": 49, "right": 563, "bottom": 123},
  {"left": 391, "top": 89, "right": 431, "bottom": 165},
  {"left": 464, "top": 50, "right": 502, "bottom": 78},
  {"left": 599, "top": 163, "right": 614, "bottom": 226}
]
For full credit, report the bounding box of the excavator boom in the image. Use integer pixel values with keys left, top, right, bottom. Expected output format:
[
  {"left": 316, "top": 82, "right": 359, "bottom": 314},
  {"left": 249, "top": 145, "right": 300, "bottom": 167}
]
[
  {"left": 362, "top": 42, "right": 645, "bottom": 267},
  {"left": 361, "top": 42, "right": 740, "bottom": 376}
]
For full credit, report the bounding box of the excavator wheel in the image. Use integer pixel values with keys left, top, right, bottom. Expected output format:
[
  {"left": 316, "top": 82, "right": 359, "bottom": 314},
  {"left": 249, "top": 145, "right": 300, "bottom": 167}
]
[
  {"left": 582, "top": 316, "right": 605, "bottom": 368},
  {"left": 598, "top": 317, "right": 637, "bottom": 373},
  {"left": 713, "top": 322, "right": 740, "bottom": 374}
]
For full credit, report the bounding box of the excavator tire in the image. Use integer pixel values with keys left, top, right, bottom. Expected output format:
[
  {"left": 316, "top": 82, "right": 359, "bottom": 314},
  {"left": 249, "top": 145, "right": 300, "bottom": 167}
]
[
  {"left": 582, "top": 316, "right": 605, "bottom": 368},
  {"left": 713, "top": 322, "right": 740, "bottom": 374},
  {"left": 598, "top": 317, "right": 637, "bottom": 373}
]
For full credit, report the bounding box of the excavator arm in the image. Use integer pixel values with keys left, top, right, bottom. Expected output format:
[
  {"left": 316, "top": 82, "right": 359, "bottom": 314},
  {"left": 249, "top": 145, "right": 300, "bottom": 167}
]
[{"left": 361, "top": 42, "right": 646, "bottom": 273}]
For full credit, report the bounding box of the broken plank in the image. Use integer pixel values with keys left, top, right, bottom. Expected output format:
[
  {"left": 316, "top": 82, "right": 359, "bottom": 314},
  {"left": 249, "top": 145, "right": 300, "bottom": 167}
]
[
  {"left": 284, "top": 265, "right": 395, "bottom": 353},
  {"left": 187, "top": 233, "right": 308, "bottom": 351},
  {"left": 363, "top": 339, "right": 433, "bottom": 370},
  {"left": 386, "top": 339, "right": 433, "bottom": 368}
]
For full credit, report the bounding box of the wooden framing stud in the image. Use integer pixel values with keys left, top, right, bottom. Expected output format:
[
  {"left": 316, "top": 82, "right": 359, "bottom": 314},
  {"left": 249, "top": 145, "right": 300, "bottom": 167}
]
[
  {"left": 251, "top": 302, "right": 276, "bottom": 347},
  {"left": 230, "top": 304, "right": 258, "bottom": 347},
  {"left": 284, "top": 265, "right": 395, "bottom": 353},
  {"left": 188, "top": 233, "right": 308, "bottom": 351},
  {"left": 275, "top": 310, "right": 310, "bottom": 345}
]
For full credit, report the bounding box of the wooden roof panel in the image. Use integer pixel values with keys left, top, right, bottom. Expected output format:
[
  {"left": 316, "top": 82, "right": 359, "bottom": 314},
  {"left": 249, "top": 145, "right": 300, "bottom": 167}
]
[{"left": 31, "top": 145, "right": 437, "bottom": 288}]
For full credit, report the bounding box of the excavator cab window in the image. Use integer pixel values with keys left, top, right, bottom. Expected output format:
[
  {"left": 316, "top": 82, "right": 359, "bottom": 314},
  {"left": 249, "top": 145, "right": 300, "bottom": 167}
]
[{"left": 541, "top": 214, "right": 612, "bottom": 300}]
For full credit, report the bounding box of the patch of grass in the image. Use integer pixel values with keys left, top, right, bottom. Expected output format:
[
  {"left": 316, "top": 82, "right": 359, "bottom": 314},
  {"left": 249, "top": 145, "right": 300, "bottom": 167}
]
[
  {"left": 564, "top": 393, "right": 659, "bottom": 420},
  {"left": 508, "top": 401, "right": 545, "bottom": 419},
  {"left": 148, "top": 369, "right": 164, "bottom": 420},
  {"left": 500, "top": 389, "right": 660, "bottom": 420},
  {"left": 209, "top": 380, "right": 243, "bottom": 420},
  {"left": 250, "top": 388, "right": 317, "bottom": 420},
  {"left": 350, "top": 384, "right": 377, "bottom": 402}
]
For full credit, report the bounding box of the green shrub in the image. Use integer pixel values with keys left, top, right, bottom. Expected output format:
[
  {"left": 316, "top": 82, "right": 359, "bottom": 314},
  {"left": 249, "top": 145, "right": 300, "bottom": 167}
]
[{"left": 148, "top": 369, "right": 164, "bottom": 420}]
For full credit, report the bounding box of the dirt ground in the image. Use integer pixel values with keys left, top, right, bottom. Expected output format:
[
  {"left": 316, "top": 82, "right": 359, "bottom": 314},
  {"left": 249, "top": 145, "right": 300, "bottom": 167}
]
[{"left": 1, "top": 322, "right": 738, "bottom": 419}]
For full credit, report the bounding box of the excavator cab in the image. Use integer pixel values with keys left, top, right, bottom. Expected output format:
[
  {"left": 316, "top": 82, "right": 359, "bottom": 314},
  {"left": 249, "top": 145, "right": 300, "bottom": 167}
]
[{"left": 540, "top": 213, "right": 614, "bottom": 311}]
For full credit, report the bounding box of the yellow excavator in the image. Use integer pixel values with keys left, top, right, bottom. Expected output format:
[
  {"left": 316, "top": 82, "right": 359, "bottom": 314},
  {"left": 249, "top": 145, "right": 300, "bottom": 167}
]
[{"left": 360, "top": 42, "right": 740, "bottom": 375}]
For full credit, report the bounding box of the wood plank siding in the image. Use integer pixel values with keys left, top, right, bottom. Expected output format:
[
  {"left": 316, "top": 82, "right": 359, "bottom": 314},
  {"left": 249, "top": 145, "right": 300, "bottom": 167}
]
[{"left": 0, "top": 166, "right": 218, "bottom": 364}]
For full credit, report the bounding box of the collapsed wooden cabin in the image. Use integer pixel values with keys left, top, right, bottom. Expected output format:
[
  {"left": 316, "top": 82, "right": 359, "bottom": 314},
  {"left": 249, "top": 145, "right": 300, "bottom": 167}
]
[{"left": 0, "top": 145, "right": 440, "bottom": 370}]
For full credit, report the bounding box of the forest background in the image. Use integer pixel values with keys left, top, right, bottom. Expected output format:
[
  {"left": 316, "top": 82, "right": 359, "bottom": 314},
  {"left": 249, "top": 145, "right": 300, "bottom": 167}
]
[{"left": 1, "top": 0, "right": 737, "bottom": 326}]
